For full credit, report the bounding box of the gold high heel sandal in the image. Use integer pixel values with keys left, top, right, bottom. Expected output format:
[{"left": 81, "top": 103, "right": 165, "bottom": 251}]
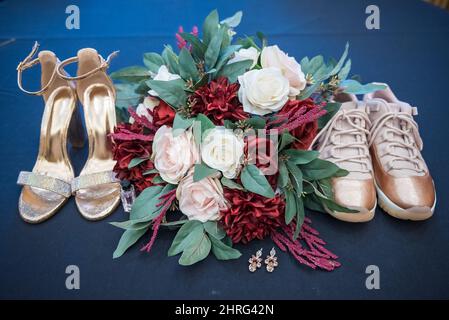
[
  {"left": 16, "top": 42, "right": 84, "bottom": 223},
  {"left": 57, "top": 48, "right": 121, "bottom": 220}
]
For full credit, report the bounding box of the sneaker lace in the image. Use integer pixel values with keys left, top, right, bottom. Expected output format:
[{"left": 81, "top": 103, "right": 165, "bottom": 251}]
[
  {"left": 369, "top": 106, "right": 424, "bottom": 174},
  {"left": 314, "top": 108, "right": 372, "bottom": 174}
]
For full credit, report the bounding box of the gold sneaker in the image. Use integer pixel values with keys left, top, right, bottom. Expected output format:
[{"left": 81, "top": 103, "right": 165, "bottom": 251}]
[
  {"left": 365, "top": 84, "right": 436, "bottom": 220},
  {"left": 310, "top": 93, "right": 376, "bottom": 222}
]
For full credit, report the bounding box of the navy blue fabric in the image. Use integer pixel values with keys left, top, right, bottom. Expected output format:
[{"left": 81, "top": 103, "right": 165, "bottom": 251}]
[{"left": 0, "top": 0, "right": 449, "bottom": 299}]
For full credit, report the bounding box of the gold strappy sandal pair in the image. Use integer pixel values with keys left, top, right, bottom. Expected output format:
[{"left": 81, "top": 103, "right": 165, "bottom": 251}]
[{"left": 16, "top": 42, "right": 121, "bottom": 223}]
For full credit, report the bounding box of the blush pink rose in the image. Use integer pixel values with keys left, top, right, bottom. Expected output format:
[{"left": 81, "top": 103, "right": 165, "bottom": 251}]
[
  {"left": 152, "top": 126, "right": 198, "bottom": 184},
  {"left": 176, "top": 171, "right": 227, "bottom": 222},
  {"left": 260, "top": 45, "right": 307, "bottom": 96}
]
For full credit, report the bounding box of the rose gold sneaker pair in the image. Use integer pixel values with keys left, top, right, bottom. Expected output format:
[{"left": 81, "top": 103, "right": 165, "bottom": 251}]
[{"left": 310, "top": 84, "right": 436, "bottom": 222}]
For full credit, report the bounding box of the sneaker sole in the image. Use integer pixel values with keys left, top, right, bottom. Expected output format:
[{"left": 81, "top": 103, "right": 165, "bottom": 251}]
[
  {"left": 375, "top": 182, "right": 436, "bottom": 221},
  {"left": 325, "top": 202, "right": 376, "bottom": 223}
]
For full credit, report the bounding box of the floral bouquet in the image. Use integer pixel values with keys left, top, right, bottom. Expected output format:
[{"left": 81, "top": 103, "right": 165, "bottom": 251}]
[{"left": 109, "top": 10, "right": 382, "bottom": 270}]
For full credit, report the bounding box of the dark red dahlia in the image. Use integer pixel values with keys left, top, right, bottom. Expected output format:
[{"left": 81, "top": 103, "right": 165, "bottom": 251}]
[
  {"left": 111, "top": 123, "right": 157, "bottom": 193},
  {"left": 220, "top": 189, "right": 285, "bottom": 244},
  {"left": 277, "top": 98, "right": 320, "bottom": 150},
  {"left": 189, "top": 77, "right": 248, "bottom": 125}
]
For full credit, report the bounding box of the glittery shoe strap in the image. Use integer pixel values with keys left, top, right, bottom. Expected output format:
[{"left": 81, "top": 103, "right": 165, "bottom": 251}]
[
  {"left": 17, "top": 171, "right": 72, "bottom": 198},
  {"left": 71, "top": 171, "right": 119, "bottom": 194}
]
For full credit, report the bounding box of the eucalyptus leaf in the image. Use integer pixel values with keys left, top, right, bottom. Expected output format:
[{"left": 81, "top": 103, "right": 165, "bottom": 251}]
[
  {"left": 178, "top": 48, "right": 199, "bottom": 82},
  {"left": 205, "top": 27, "right": 225, "bottom": 70},
  {"left": 168, "top": 220, "right": 203, "bottom": 256},
  {"left": 284, "top": 149, "right": 319, "bottom": 165},
  {"left": 203, "top": 10, "right": 219, "bottom": 45},
  {"left": 204, "top": 221, "right": 226, "bottom": 240},
  {"left": 216, "top": 59, "right": 253, "bottom": 83},
  {"left": 179, "top": 230, "right": 211, "bottom": 266},
  {"left": 193, "top": 163, "right": 219, "bottom": 182},
  {"left": 162, "top": 45, "right": 179, "bottom": 74},
  {"left": 113, "top": 228, "right": 148, "bottom": 259},
  {"left": 180, "top": 32, "right": 206, "bottom": 59},
  {"left": 245, "top": 116, "right": 266, "bottom": 129},
  {"left": 241, "top": 164, "right": 275, "bottom": 198},
  {"left": 338, "top": 59, "right": 351, "bottom": 81},
  {"left": 221, "top": 177, "right": 244, "bottom": 190},
  {"left": 110, "top": 66, "right": 150, "bottom": 83},
  {"left": 293, "top": 197, "right": 305, "bottom": 239},
  {"left": 210, "top": 236, "right": 241, "bottom": 260},
  {"left": 286, "top": 161, "right": 303, "bottom": 196},
  {"left": 128, "top": 157, "right": 147, "bottom": 169},
  {"left": 277, "top": 161, "right": 289, "bottom": 188},
  {"left": 318, "top": 102, "right": 341, "bottom": 129},
  {"left": 220, "top": 11, "right": 243, "bottom": 28},
  {"left": 146, "top": 79, "right": 187, "bottom": 108},
  {"left": 143, "top": 52, "right": 165, "bottom": 73},
  {"left": 173, "top": 113, "right": 194, "bottom": 136},
  {"left": 340, "top": 80, "right": 387, "bottom": 95},
  {"left": 278, "top": 132, "right": 297, "bottom": 151},
  {"left": 285, "top": 190, "right": 296, "bottom": 224},
  {"left": 300, "top": 158, "right": 341, "bottom": 180}
]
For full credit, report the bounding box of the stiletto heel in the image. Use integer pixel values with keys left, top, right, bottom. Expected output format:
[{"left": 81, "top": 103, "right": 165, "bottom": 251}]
[
  {"left": 16, "top": 42, "right": 78, "bottom": 223},
  {"left": 57, "top": 48, "right": 121, "bottom": 220}
]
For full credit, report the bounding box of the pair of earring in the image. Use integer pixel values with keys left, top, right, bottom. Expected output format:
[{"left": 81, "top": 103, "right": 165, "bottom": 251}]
[{"left": 248, "top": 248, "right": 278, "bottom": 272}]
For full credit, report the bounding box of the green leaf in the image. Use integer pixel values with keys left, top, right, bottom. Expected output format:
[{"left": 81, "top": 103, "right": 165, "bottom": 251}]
[
  {"left": 194, "top": 113, "right": 215, "bottom": 142},
  {"left": 172, "top": 113, "right": 194, "bottom": 135},
  {"left": 143, "top": 169, "right": 158, "bottom": 176},
  {"left": 223, "top": 119, "right": 237, "bottom": 130},
  {"left": 205, "top": 27, "right": 225, "bottom": 70},
  {"left": 256, "top": 31, "right": 267, "bottom": 48},
  {"left": 179, "top": 230, "right": 211, "bottom": 266},
  {"left": 203, "top": 10, "right": 219, "bottom": 45},
  {"left": 298, "top": 81, "right": 320, "bottom": 100},
  {"left": 146, "top": 79, "right": 186, "bottom": 108},
  {"left": 110, "top": 66, "right": 150, "bottom": 83},
  {"left": 151, "top": 175, "right": 165, "bottom": 184},
  {"left": 284, "top": 149, "right": 319, "bottom": 165},
  {"left": 318, "top": 102, "right": 341, "bottom": 129},
  {"left": 115, "top": 83, "right": 141, "bottom": 108},
  {"left": 241, "top": 164, "right": 275, "bottom": 198},
  {"left": 143, "top": 52, "right": 165, "bottom": 73},
  {"left": 130, "top": 184, "right": 175, "bottom": 221},
  {"left": 286, "top": 161, "right": 303, "bottom": 195},
  {"left": 245, "top": 116, "right": 266, "bottom": 129},
  {"left": 338, "top": 59, "right": 351, "bottom": 81},
  {"left": 168, "top": 220, "right": 203, "bottom": 256},
  {"left": 277, "top": 161, "right": 289, "bottom": 188},
  {"left": 204, "top": 221, "right": 226, "bottom": 240},
  {"left": 178, "top": 48, "right": 200, "bottom": 82},
  {"left": 221, "top": 177, "right": 244, "bottom": 191},
  {"left": 193, "top": 163, "right": 219, "bottom": 182},
  {"left": 278, "top": 132, "right": 297, "bottom": 151},
  {"left": 210, "top": 236, "right": 241, "bottom": 260},
  {"left": 216, "top": 59, "right": 253, "bottom": 83},
  {"left": 329, "top": 42, "right": 349, "bottom": 76},
  {"left": 109, "top": 220, "right": 150, "bottom": 231},
  {"left": 220, "top": 11, "right": 242, "bottom": 28},
  {"left": 285, "top": 190, "right": 296, "bottom": 224},
  {"left": 304, "top": 194, "right": 326, "bottom": 213},
  {"left": 293, "top": 197, "right": 305, "bottom": 239},
  {"left": 113, "top": 228, "right": 148, "bottom": 259},
  {"left": 180, "top": 32, "right": 206, "bottom": 59},
  {"left": 162, "top": 45, "right": 179, "bottom": 74},
  {"left": 340, "top": 80, "right": 387, "bottom": 95},
  {"left": 214, "top": 45, "right": 242, "bottom": 73},
  {"left": 300, "top": 158, "right": 341, "bottom": 180},
  {"left": 128, "top": 157, "right": 147, "bottom": 169},
  {"left": 316, "top": 192, "right": 358, "bottom": 213}
]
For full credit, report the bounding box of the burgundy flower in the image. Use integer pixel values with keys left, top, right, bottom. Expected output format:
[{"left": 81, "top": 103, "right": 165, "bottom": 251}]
[
  {"left": 152, "top": 100, "right": 176, "bottom": 128},
  {"left": 189, "top": 77, "right": 248, "bottom": 125},
  {"left": 277, "top": 98, "right": 320, "bottom": 150},
  {"left": 220, "top": 189, "right": 285, "bottom": 244},
  {"left": 111, "top": 123, "right": 156, "bottom": 193}
]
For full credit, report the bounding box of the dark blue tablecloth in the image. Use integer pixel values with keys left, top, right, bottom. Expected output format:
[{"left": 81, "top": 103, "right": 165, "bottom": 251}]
[{"left": 1, "top": 0, "right": 449, "bottom": 299}]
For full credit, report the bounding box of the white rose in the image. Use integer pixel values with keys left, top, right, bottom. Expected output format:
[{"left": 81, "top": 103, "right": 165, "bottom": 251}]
[
  {"left": 238, "top": 67, "right": 289, "bottom": 116},
  {"left": 129, "top": 96, "right": 159, "bottom": 124},
  {"left": 228, "top": 47, "right": 259, "bottom": 68},
  {"left": 261, "top": 45, "right": 306, "bottom": 96},
  {"left": 201, "top": 127, "right": 244, "bottom": 179},
  {"left": 148, "top": 65, "right": 181, "bottom": 97},
  {"left": 152, "top": 126, "right": 199, "bottom": 184}
]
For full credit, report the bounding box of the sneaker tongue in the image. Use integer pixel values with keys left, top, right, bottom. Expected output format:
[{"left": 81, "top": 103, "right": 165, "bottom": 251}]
[{"left": 369, "top": 99, "right": 420, "bottom": 177}]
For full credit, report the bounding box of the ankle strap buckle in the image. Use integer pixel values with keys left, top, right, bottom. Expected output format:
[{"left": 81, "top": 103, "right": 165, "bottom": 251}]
[{"left": 56, "top": 50, "right": 119, "bottom": 81}]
